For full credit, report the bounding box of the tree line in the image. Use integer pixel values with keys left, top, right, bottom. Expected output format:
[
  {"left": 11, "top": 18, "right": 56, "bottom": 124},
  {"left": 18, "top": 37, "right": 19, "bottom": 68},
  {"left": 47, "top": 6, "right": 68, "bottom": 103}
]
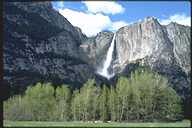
[{"left": 4, "top": 69, "right": 182, "bottom": 122}]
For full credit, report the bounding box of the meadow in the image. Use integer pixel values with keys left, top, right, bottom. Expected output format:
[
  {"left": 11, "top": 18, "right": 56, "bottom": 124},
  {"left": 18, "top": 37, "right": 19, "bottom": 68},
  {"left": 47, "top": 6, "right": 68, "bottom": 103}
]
[{"left": 4, "top": 120, "right": 191, "bottom": 127}]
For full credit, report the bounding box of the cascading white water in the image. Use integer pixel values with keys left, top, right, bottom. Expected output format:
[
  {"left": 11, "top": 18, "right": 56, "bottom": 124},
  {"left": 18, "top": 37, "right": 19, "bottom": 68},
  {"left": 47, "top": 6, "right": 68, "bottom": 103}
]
[{"left": 97, "top": 33, "right": 116, "bottom": 79}]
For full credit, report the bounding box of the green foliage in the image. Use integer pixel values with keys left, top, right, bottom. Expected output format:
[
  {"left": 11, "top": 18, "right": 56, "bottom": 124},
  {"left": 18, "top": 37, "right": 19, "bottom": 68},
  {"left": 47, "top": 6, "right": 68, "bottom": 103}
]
[
  {"left": 71, "top": 79, "right": 99, "bottom": 121},
  {"left": 155, "top": 86, "right": 182, "bottom": 121},
  {"left": 71, "top": 90, "right": 81, "bottom": 121},
  {"left": 3, "top": 95, "right": 32, "bottom": 121},
  {"left": 113, "top": 69, "right": 182, "bottom": 121},
  {"left": 55, "top": 85, "right": 71, "bottom": 121},
  {"left": 109, "top": 87, "right": 118, "bottom": 121},
  {"left": 99, "top": 85, "right": 109, "bottom": 122},
  {"left": 4, "top": 83, "right": 57, "bottom": 121},
  {"left": 79, "top": 79, "right": 98, "bottom": 121},
  {"left": 4, "top": 70, "right": 182, "bottom": 122},
  {"left": 25, "top": 82, "right": 56, "bottom": 121}
]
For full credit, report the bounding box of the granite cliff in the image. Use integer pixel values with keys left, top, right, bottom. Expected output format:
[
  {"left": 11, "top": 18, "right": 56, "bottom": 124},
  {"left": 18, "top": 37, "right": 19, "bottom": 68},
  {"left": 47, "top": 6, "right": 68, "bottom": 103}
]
[
  {"left": 82, "top": 17, "right": 191, "bottom": 100},
  {"left": 3, "top": 2, "right": 94, "bottom": 92},
  {"left": 113, "top": 17, "right": 191, "bottom": 100},
  {"left": 3, "top": 2, "right": 191, "bottom": 102}
]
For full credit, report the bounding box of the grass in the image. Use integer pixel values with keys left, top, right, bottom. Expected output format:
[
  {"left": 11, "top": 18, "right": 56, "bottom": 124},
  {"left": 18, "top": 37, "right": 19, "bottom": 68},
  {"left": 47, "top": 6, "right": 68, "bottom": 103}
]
[{"left": 4, "top": 120, "right": 191, "bottom": 127}]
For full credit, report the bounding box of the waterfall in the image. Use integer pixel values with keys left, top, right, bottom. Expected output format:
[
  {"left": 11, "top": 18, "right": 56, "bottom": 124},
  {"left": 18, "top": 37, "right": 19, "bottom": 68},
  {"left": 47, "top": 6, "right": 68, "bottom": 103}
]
[{"left": 97, "top": 33, "right": 116, "bottom": 79}]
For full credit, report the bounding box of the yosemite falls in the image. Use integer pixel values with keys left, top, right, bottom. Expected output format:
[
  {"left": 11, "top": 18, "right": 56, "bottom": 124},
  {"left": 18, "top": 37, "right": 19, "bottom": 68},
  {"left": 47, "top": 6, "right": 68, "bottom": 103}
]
[{"left": 97, "top": 33, "right": 116, "bottom": 79}]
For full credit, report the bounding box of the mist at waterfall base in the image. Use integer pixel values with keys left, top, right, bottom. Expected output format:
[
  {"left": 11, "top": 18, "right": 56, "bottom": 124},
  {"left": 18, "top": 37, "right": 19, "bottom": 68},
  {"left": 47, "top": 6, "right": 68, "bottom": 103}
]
[{"left": 97, "top": 33, "right": 116, "bottom": 80}]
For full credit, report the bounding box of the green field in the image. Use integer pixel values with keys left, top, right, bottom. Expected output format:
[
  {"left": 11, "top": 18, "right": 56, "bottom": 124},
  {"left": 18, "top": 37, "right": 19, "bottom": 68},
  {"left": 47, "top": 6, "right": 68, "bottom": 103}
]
[{"left": 4, "top": 120, "right": 191, "bottom": 127}]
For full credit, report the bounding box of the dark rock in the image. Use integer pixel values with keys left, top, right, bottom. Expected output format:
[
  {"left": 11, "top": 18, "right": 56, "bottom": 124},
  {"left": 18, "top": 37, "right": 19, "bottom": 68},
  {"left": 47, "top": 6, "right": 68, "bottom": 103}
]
[{"left": 3, "top": 2, "right": 94, "bottom": 93}]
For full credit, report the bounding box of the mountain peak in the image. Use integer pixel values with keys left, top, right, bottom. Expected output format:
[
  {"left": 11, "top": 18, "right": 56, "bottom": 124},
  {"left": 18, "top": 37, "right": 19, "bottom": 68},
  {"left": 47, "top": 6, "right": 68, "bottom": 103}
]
[
  {"left": 143, "top": 16, "right": 160, "bottom": 25},
  {"left": 144, "top": 16, "right": 157, "bottom": 21},
  {"left": 167, "top": 21, "right": 178, "bottom": 26}
]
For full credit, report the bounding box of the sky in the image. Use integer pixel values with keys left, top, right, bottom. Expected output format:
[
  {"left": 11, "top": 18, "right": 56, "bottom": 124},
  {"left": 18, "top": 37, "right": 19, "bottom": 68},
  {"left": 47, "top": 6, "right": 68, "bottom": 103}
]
[{"left": 52, "top": 1, "right": 191, "bottom": 37}]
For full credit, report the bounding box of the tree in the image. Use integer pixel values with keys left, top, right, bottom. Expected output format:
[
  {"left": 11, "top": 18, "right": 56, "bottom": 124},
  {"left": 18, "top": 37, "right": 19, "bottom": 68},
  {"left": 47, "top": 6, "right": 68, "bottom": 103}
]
[
  {"left": 108, "top": 87, "right": 118, "bottom": 121},
  {"left": 99, "top": 85, "right": 109, "bottom": 122},
  {"left": 115, "top": 75, "right": 141, "bottom": 121},
  {"left": 125, "top": 80, "right": 140, "bottom": 121},
  {"left": 133, "top": 70, "right": 155, "bottom": 121},
  {"left": 71, "top": 89, "right": 80, "bottom": 121},
  {"left": 79, "top": 79, "right": 98, "bottom": 121},
  {"left": 128, "top": 69, "right": 182, "bottom": 121},
  {"left": 116, "top": 77, "right": 130, "bottom": 122},
  {"left": 3, "top": 70, "right": 182, "bottom": 122},
  {"left": 3, "top": 95, "right": 32, "bottom": 121},
  {"left": 25, "top": 82, "right": 56, "bottom": 121},
  {"left": 154, "top": 83, "right": 182, "bottom": 121},
  {"left": 163, "top": 87, "right": 182, "bottom": 121},
  {"left": 55, "top": 85, "right": 71, "bottom": 121}
]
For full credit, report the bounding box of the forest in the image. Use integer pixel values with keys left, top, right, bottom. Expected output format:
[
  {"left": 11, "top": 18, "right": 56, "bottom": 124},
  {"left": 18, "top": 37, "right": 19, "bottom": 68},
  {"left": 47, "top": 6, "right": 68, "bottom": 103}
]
[{"left": 4, "top": 69, "right": 182, "bottom": 122}]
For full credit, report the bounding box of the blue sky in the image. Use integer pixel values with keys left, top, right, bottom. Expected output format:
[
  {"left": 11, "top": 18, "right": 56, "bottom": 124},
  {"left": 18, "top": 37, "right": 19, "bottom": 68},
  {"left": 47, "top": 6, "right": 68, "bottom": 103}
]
[{"left": 52, "top": 1, "right": 191, "bottom": 36}]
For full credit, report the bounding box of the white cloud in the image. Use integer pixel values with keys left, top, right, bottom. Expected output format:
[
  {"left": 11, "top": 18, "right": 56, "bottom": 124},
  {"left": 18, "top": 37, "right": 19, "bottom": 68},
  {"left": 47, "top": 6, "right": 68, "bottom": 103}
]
[
  {"left": 159, "top": 14, "right": 191, "bottom": 26},
  {"left": 58, "top": 9, "right": 111, "bottom": 37},
  {"left": 110, "top": 21, "right": 128, "bottom": 31},
  {"left": 83, "top": 1, "right": 125, "bottom": 15}
]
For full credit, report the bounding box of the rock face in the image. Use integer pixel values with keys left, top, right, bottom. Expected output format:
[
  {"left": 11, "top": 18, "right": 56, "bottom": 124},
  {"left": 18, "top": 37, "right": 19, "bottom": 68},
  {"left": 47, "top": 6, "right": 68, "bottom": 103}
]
[
  {"left": 3, "top": 2, "right": 190, "bottom": 101},
  {"left": 113, "top": 17, "right": 189, "bottom": 74},
  {"left": 79, "top": 16, "right": 191, "bottom": 101},
  {"left": 110, "top": 17, "right": 190, "bottom": 100},
  {"left": 80, "top": 31, "right": 114, "bottom": 70},
  {"left": 166, "top": 23, "right": 191, "bottom": 74},
  {"left": 3, "top": 2, "right": 94, "bottom": 92}
]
